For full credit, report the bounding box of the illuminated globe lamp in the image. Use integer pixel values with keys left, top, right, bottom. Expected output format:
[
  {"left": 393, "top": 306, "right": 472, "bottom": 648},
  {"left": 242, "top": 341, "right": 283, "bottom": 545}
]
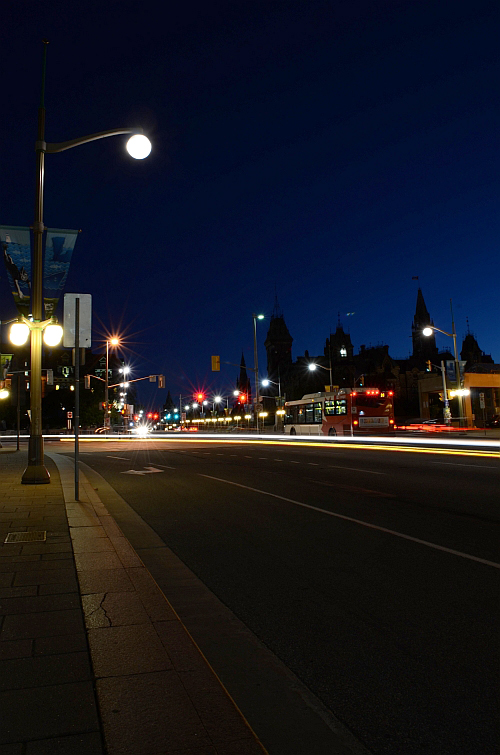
[
  {"left": 126, "top": 134, "right": 152, "bottom": 159},
  {"left": 9, "top": 322, "right": 30, "bottom": 346},
  {"left": 43, "top": 323, "right": 63, "bottom": 347}
]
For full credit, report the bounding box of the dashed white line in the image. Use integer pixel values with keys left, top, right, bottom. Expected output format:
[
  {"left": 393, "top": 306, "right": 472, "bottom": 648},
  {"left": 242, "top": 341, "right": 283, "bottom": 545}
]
[{"left": 107, "top": 456, "right": 128, "bottom": 460}]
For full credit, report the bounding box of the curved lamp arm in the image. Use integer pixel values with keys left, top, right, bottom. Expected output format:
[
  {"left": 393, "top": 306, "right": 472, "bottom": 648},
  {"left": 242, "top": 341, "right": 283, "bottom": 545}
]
[
  {"left": 424, "top": 325, "right": 453, "bottom": 338},
  {"left": 37, "top": 127, "right": 144, "bottom": 154}
]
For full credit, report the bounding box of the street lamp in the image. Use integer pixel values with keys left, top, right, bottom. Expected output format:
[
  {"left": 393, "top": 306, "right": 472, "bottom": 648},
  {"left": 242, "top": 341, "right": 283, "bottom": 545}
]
[
  {"left": 423, "top": 311, "right": 464, "bottom": 426},
  {"left": 308, "top": 361, "right": 333, "bottom": 387},
  {"left": 252, "top": 313, "right": 264, "bottom": 432},
  {"left": 104, "top": 337, "right": 120, "bottom": 431},
  {"left": 22, "top": 42, "right": 151, "bottom": 483}
]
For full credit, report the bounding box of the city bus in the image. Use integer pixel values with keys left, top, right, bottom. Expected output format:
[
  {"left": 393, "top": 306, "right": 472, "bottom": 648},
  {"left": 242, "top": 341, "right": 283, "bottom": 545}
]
[{"left": 284, "top": 388, "right": 395, "bottom": 436}]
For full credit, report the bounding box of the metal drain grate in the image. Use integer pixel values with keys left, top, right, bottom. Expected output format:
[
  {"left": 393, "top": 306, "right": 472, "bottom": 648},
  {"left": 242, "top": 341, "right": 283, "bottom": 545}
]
[{"left": 4, "top": 531, "right": 47, "bottom": 544}]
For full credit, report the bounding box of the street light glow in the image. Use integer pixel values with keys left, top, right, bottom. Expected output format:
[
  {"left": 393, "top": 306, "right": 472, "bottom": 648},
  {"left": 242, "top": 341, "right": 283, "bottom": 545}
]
[
  {"left": 308, "top": 363, "right": 317, "bottom": 371},
  {"left": 126, "top": 134, "right": 152, "bottom": 159},
  {"left": 422, "top": 327, "right": 434, "bottom": 336},
  {"left": 261, "top": 379, "right": 270, "bottom": 386},
  {"left": 43, "top": 323, "right": 63, "bottom": 347},
  {"left": 9, "top": 322, "right": 30, "bottom": 346}
]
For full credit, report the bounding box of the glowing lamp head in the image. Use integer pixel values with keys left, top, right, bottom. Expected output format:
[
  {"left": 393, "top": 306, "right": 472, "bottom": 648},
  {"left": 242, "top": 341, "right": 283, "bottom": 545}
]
[
  {"left": 308, "top": 363, "right": 317, "bottom": 371},
  {"left": 126, "top": 134, "right": 152, "bottom": 159},
  {"left": 9, "top": 322, "right": 30, "bottom": 346},
  {"left": 261, "top": 379, "right": 270, "bottom": 387},
  {"left": 0, "top": 389, "right": 9, "bottom": 399},
  {"left": 109, "top": 337, "right": 120, "bottom": 346},
  {"left": 214, "top": 395, "right": 222, "bottom": 403},
  {"left": 43, "top": 324, "right": 63, "bottom": 347},
  {"left": 422, "top": 327, "right": 434, "bottom": 337}
]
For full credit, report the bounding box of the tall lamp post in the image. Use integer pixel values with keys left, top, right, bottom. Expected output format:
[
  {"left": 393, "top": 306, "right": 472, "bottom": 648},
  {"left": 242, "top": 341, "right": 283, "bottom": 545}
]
[
  {"left": 423, "top": 316, "right": 465, "bottom": 427},
  {"left": 104, "top": 338, "right": 120, "bottom": 431},
  {"left": 23, "top": 42, "right": 151, "bottom": 483},
  {"left": 252, "top": 313, "right": 264, "bottom": 432}
]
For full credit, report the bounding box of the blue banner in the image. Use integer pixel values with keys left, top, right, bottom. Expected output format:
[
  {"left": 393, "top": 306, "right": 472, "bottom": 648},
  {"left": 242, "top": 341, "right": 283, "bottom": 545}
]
[
  {"left": 0, "top": 226, "right": 32, "bottom": 317},
  {"left": 43, "top": 229, "right": 79, "bottom": 318}
]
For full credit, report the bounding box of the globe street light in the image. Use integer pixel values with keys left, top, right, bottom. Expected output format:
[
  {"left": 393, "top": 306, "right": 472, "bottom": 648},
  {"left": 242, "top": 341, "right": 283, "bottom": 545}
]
[
  {"left": 308, "top": 361, "right": 333, "bottom": 387},
  {"left": 252, "top": 314, "right": 265, "bottom": 432},
  {"left": 422, "top": 317, "right": 464, "bottom": 426},
  {"left": 23, "top": 42, "right": 151, "bottom": 483}
]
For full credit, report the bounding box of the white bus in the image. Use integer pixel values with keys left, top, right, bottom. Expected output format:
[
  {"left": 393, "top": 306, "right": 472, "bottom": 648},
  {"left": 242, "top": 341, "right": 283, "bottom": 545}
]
[{"left": 284, "top": 387, "right": 395, "bottom": 436}]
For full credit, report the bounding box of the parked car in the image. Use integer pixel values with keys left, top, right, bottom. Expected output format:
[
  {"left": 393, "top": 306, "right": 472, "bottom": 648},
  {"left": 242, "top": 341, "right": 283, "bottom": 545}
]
[{"left": 485, "top": 415, "right": 500, "bottom": 428}]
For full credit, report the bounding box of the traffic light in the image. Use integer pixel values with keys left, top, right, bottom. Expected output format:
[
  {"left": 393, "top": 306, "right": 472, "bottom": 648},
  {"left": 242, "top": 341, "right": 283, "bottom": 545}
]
[
  {"left": 153, "top": 413, "right": 159, "bottom": 420},
  {"left": 84, "top": 374, "right": 91, "bottom": 389},
  {"left": 158, "top": 375, "right": 165, "bottom": 389},
  {"left": 196, "top": 392, "right": 205, "bottom": 403},
  {"left": 211, "top": 355, "right": 220, "bottom": 371},
  {"left": 238, "top": 392, "right": 247, "bottom": 404},
  {"left": 426, "top": 360, "right": 432, "bottom": 372}
]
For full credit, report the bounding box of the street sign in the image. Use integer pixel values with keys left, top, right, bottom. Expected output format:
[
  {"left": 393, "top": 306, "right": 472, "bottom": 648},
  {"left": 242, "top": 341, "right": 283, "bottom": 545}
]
[
  {"left": 63, "top": 294, "right": 92, "bottom": 348},
  {"left": 254, "top": 402, "right": 264, "bottom": 413},
  {"left": 66, "top": 411, "right": 73, "bottom": 419},
  {"left": 479, "top": 392, "right": 485, "bottom": 409}
]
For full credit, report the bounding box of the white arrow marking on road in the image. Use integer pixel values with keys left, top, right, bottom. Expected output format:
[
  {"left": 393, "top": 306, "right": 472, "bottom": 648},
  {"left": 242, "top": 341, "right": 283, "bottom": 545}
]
[{"left": 121, "top": 467, "right": 164, "bottom": 475}]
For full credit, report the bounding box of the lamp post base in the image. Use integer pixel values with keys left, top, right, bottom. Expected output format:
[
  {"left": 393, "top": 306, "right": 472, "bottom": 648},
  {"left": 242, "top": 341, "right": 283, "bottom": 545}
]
[{"left": 22, "top": 436, "right": 50, "bottom": 484}]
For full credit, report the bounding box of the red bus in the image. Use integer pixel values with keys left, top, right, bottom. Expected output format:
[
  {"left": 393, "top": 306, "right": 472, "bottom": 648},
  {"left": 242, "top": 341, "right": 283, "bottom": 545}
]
[{"left": 284, "top": 388, "right": 395, "bottom": 436}]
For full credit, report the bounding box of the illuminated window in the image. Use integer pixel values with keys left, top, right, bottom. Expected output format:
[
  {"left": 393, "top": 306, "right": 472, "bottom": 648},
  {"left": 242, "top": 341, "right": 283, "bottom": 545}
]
[{"left": 340, "top": 347, "right": 347, "bottom": 358}]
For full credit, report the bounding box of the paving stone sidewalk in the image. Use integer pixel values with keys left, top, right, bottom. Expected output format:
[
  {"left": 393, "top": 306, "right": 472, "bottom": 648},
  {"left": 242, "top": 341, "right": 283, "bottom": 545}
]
[{"left": 0, "top": 448, "right": 267, "bottom": 755}]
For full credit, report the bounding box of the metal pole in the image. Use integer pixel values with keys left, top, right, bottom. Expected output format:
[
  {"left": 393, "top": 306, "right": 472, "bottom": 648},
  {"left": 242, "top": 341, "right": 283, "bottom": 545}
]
[
  {"left": 16, "top": 374, "right": 21, "bottom": 451},
  {"left": 74, "top": 298, "right": 80, "bottom": 500},
  {"left": 253, "top": 315, "right": 259, "bottom": 433},
  {"left": 23, "top": 41, "right": 50, "bottom": 483},
  {"left": 104, "top": 341, "right": 109, "bottom": 431},
  {"left": 440, "top": 360, "right": 451, "bottom": 425},
  {"left": 450, "top": 300, "right": 464, "bottom": 428}
]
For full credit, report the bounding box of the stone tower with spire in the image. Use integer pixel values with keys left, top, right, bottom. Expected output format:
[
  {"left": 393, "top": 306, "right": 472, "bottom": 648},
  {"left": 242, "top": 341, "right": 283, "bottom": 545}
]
[
  {"left": 264, "top": 295, "right": 293, "bottom": 379},
  {"left": 411, "top": 288, "right": 438, "bottom": 362}
]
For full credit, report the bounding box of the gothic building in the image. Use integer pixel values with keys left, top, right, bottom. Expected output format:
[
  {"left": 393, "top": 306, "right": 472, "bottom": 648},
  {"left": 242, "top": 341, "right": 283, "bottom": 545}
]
[{"left": 263, "top": 288, "right": 496, "bottom": 419}]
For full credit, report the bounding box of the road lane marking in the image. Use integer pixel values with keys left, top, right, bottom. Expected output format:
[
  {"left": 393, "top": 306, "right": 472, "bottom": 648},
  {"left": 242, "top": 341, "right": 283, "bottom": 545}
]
[
  {"left": 153, "top": 463, "right": 176, "bottom": 469},
  {"left": 328, "top": 465, "right": 386, "bottom": 475},
  {"left": 431, "top": 461, "right": 498, "bottom": 469},
  {"left": 199, "top": 474, "right": 500, "bottom": 570},
  {"left": 307, "top": 462, "right": 319, "bottom": 465},
  {"left": 274, "top": 459, "right": 284, "bottom": 462},
  {"left": 289, "top": 460, "right": 300, "bottom": 463},
  {"left": 307, "top": 479, "right": 395, "bottom": 497},
  {"left": 107, "top": 456, "right": 128, "bottom": 460},
  {"left": 122, "top": 467, "right": 164, "bottom": 476}
]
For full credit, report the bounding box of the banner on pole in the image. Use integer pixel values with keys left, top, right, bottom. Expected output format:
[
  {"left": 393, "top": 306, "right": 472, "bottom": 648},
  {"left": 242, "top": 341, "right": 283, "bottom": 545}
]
[
  {"left": 0, "top": 226, "right": 32, "bottom": 317},
  {"left": 43, "top": 229, "right": 79, "bottom": 318},
  {"left": 1, "top": 226, "right": 78, "bottom": 318}
]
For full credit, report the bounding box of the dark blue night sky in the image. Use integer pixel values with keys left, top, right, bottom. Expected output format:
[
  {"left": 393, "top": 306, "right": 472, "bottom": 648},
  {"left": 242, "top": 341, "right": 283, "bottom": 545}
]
[{"left": 1, "top": 1, "right": 499, "bottom": 406}]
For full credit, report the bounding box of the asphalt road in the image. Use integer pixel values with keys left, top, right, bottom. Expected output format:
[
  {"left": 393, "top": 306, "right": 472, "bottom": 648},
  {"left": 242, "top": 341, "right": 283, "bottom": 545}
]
[{"left": 55, "top": 437, "right": 499, "bottom": 755}]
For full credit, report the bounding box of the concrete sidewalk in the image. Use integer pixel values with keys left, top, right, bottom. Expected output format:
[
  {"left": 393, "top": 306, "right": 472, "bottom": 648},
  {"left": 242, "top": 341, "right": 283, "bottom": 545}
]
[{"left": 0, "top": 448, "right": 267, "bottom": 755}]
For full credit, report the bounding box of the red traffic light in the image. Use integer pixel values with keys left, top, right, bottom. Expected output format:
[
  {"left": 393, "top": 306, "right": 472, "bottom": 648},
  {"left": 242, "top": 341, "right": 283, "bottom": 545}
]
[
  {"left": 196, "top": 392, "right": 205, "bottom": 402},
  {"left": 153, "top": 413, "right": 159, "bottom": 420},
  {"left": 147, "top": 412, "right": 153, "bottom": 419},
  {"left": 238, "top": 393, "right": 247, "bottom": 403}
]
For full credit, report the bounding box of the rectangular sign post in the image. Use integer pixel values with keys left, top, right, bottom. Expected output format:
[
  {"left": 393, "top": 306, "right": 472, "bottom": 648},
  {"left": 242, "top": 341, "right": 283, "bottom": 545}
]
[{"left": 63, "top": 294, "right": 91, "bottom": 501}]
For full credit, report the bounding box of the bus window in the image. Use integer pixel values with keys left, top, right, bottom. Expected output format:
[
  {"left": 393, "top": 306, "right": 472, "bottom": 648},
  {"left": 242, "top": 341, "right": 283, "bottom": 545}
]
[
  {"left": 305, "top": 404, "right": 314, "bottom": 424},
  {"left": 297, "top": 407, "right": 305, "bottom": 424},
  {"left": 325, "top": 400, "right": 335, "bottom": 416},
  {"left": 335, "top": 399, "right": 347, "bottom": 415},
  {"left": 314, "top": 402, "right": 322, "bottom": 423}
]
